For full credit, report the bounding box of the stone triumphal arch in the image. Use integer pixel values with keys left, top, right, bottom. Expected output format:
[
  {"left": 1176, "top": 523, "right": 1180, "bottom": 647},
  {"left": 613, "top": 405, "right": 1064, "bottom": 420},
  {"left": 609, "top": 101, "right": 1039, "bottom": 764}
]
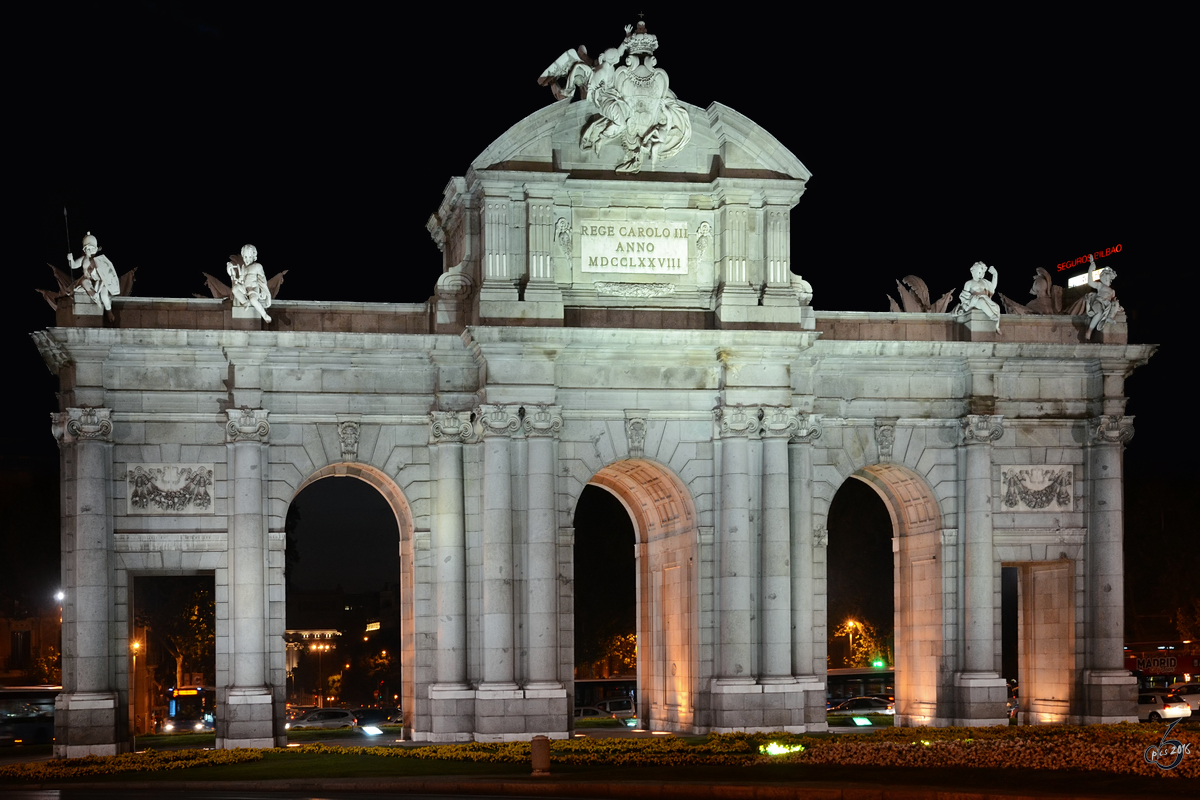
[{"left": 35, "top": 21, "right": 1152, "bottom": 754}]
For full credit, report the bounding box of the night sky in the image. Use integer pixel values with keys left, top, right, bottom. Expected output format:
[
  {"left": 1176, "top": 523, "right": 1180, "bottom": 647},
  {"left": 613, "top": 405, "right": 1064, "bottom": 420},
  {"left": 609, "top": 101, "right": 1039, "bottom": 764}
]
[{"left": 6, "top": 8, "right": 1189, "bottom": 637}]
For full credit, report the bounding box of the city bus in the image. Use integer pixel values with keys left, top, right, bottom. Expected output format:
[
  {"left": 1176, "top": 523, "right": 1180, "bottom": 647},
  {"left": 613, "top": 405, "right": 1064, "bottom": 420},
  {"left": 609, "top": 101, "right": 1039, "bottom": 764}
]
[
  {"left": 164, "top": 686, "right": 215, "bottom": 733},
  {"left": 0, "top": 686, "right": 59, "bottom": 746}
]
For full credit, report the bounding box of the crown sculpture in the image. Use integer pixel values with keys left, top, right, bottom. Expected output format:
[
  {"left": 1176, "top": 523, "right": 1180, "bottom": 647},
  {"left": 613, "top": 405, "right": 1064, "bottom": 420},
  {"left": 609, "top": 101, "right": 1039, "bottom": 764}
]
[{"left": 539, "top": 21, "right": 692, "bottom": 174}]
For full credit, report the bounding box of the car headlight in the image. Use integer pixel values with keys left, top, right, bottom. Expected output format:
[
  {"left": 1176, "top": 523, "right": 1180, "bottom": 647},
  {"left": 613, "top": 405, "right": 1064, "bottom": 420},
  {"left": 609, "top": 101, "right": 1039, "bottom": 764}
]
[
  {"left": 194, "top": 722, "right": 205, "bottom": 731},
  {"left": 164, "top": 723, "right": 175, "bottom": 732},
  {"left": 285, "top": 722, "right": 291, "bottom": 730}
]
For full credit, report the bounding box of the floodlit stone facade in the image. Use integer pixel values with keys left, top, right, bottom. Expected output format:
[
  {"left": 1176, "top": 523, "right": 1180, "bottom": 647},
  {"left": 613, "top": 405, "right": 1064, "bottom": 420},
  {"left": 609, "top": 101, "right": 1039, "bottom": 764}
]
[{"left": 34, "top": 37, "right": 1153, "bottom": 751}]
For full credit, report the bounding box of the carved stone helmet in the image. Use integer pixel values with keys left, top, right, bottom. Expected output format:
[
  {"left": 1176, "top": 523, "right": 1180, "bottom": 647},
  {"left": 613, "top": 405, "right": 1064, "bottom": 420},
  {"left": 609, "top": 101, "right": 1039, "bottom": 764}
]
[
  {"left": 240, "top": 244, "right": 258, "bottom": 265},
  {"left": 82, "top": 232, "right": 98, "bottom": 254}
]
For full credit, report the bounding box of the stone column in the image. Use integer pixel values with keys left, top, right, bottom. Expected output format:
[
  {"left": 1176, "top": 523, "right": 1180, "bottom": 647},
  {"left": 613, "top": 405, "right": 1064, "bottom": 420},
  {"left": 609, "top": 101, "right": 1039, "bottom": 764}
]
[
  {"left": 759, "top": 408, "right": 795, "bottom": 683},
  {"left": 477, "top": 404, "right": 521, "bottom": 689},
  {"left": 430, "top": 411, "right": 474, "bottom": 688},
  {"left": 223, "top": 407, "right": 275, "bottom": 747},
  {"left": 716, "top": 406, "right": 759, "bottom": 683},
  {"left": 1084, "top": 415, "right": 1137, "bottom": 722},
  {"left": 956, "top": 414, "right": 1006, "bottom": 724},
  {"left": 53, "top": 407, "right": 120, "bottom": 757},
  {"left": 524, "top": 405, "right": 563, "bottom": 688},
  {"left": 788, "top": 414, "right": 821, "bottom": 678}
]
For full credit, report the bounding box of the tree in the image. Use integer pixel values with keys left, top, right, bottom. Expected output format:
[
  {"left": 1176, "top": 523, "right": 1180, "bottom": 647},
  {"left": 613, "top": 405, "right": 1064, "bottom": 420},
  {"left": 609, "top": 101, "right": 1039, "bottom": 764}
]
[
  {"left": 1177, "top": 598, "right": 1200, "bottom": 653},
  {"left": 830, "top": 618, "right": 891, "bottom": 668},
  {"left": 135, "top": 577, "right": 215, "bottom": 688}
]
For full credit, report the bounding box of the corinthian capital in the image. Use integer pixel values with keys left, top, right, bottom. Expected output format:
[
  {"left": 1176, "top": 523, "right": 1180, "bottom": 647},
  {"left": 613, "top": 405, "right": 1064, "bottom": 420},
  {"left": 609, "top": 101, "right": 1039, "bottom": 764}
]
[
  {"left": 523, "top": 404, "right": 563, "bottom": 438},
  {"left": 1092, "top": 415, "right": 1134, "bottom": 445},
  {"left": 226, "top": 407, "right": 270, "bottom": 443},
  {"left": 962, "top": 414, "right": 1003, "bottom": 444},
  {"left": 475, "top": 404, "right": 521, "bottom": 438},
  {"left": 430, "top": 410, "right": 477, "bottom": 444},
  {"left": 717, "top": 405, "right": 761, "bottom": 438},
  {"left": 52, "top": 407, "right": 113, "bottom": 445}
]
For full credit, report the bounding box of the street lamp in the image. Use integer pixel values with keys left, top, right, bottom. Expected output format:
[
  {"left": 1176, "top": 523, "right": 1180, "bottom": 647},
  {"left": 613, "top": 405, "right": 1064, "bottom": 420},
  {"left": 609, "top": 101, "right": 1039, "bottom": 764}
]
[
  {"left": 131, "top": 640, "right": 142, "bottom": 735},
  {"left": 845, "top": 620, "right": 857, "bottom": 666}
]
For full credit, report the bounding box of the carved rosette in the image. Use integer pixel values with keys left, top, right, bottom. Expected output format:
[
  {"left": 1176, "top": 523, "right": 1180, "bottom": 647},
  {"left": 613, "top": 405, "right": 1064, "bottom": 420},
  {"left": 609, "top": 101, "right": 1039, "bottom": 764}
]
[
  {"left": 875, "top": 418, "right": 898, "bottom": 461},
  {"left": 337, "top": 420, "right": 360, "bottom": 461},
  {"left": 760, "top": 407, "right": 799, "bottom": 439},
  {"left": 717, "top": 406, "right": 761, "bottom": 438},
  {"left": 475, "top": 404, "right": 522, "bottom": 439},
  {"left": 430, "top": 411, "right": 477, "bottom": 445},
  {"left": 962, "top": 414, "right": 1004, "bottom": 444},
  {"left": 52, "top": 407, "right": 113, "bottom": 445},
  {"left": 625, "top": 417, "right": 647, "bottom": 458},
  {"left": 226, "top": 408, "right": 270, "bottom": 443},
  {"left": 1091, "top": 415, "right": 1134, "bottom": 445},
  {"left": 522, "top": 405, "right": 564, "bottom": 438}
]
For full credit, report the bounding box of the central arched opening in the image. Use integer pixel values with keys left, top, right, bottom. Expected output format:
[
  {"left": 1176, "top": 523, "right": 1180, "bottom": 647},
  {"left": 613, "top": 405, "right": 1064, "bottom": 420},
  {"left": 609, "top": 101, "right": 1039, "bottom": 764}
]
[
  {"left": 285, "top": 463, "right": 413, "bottom": 732},
  {"left": 574, "top": 458, "right": 698, "bottom": 732},
  {"left": 830, "top": 464, "right": 945, "bottom": 727}
]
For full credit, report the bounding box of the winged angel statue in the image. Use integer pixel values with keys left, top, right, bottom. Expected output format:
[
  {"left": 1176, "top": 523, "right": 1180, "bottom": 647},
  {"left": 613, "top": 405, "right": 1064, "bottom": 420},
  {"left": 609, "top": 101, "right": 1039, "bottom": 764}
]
[{"left": 539, "top": 22, "right": 692, "bottom": 174}]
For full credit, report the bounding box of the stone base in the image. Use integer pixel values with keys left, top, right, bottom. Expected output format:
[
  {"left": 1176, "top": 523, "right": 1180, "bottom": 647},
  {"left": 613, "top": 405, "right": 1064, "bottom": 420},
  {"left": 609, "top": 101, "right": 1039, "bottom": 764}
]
[
  {"left": 957, "top": 308, "right": 1001, "bottom": 341},
  {"left": 1080, "top": 669, "right": 1137, "bottom": 724},
  {"left": 953, "top": 672, "right": 1008, "bottom": 726},
  {"left": 218, "top": 687, "right": 278, "bottom": 749},
  {"left": 479, "top": 299, "right": 564, "bottom": 324},
  {"left": 420, "top": 685, "right": 570, "bottom": 742},
  {"left": 707, "top": 678, "right": 817, "bottom": 732},
  {"left": 73, "top": 289, "right": 105, "bottom": 316},
  {"left": 53, "top": 691, "right": 125, "bottom": 757},
  {"left": 715, "top": 286, "right": 812, "bottom": 329}
]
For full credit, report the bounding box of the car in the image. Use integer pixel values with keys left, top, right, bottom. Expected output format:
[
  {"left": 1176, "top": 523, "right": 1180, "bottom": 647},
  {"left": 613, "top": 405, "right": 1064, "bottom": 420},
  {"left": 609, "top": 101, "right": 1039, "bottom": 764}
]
[
  {"left": 573, "top": 706, "right": 610, "bottom": 720},
  {"left": 286, "top": 706, "right": 316, "bottom": 722},
  {"left": 828, "top": 696, "right": 895, "bottom": 715},
  {"left": 1137, "top": 692, "right": 1191, "bottom": 723},
  {"left": 1168, "top": 682, "right": 1200, "bottom": 713},
  {"left": 286, "top": 708, "right": 358, "bottom": 730},
  {"left": 353, "top": 707, "right": 401, "bottom": 726},
  {"left": 594, "top": 697, "right": 636, "bottom": 719}
]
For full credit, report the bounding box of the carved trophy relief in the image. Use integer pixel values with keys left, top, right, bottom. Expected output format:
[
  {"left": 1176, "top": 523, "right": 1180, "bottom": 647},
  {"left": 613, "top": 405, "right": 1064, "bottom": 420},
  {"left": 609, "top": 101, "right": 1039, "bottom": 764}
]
[
  {"left": 126, "top": 464, "right": 216, "bottom": 515},
  {"left": 1001, "top": 466, "right": 1073, "bottom": 512}
]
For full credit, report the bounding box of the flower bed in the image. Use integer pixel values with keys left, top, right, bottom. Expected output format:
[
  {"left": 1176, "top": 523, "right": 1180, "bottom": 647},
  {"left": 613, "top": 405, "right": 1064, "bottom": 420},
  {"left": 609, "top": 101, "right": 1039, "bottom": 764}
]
[
  {"left": 2, "top": 724, "right": 1195, "bottom": 781},
  {"left": 0, "top": 747, "right": 264, "bottom": 781}
]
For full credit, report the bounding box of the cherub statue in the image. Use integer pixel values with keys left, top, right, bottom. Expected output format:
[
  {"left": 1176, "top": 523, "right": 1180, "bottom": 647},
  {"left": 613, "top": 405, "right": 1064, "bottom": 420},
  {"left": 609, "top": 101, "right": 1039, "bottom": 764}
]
[
  {"left": 68, "top": 232, "right": 120, "bottom": 315},
  {"left": 953, "top": 261, "right": 1001, "bottom": 331},
  {"left": 1078, "top": 254, "right": 1120, "bottom": 340},
  {"left": 227, "top": 244, "right": 272, "bottom": 322}
]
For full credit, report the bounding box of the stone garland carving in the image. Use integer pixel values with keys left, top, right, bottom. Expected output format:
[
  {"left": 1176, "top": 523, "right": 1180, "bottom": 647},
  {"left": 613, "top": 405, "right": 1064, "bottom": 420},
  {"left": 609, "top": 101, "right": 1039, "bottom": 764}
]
[
  {"left": 1001, "top": 467, "right": 1073, "bottom": 512},
  {"left": 962, "top": 414, "right": 1004, "bottom": 443},
  {"left": 554, "top": 218, "right": 572, "bottom": 255},
  {"left": 430, "top": 411, "right": 477, "bottom": 444},
  {"left": 523, "top": 405, "right": 564, "bottom": 438},
  {"left": 127, "top": 464, "right": 215, "bottom": 515},
  {"left": 338, "top": 420, "right": 360, "bottom": 461},
  {"left": 717, "top": 406, "right": 761, "bottom": 438},
  {"left": 55, "top": 407, "right": 114, "bottom": 443},
  {"left": 593, "top": 281, "right": 676, "bottom": 297},
  {"left": 625, "top": 417, "right": 647, "bottom": 458},
  {"left": 695, "top": 222, "right": 712, "bottom": 259},
  {"left": 475, "top": 404, "right": 522, "bottom": 438},
  {"left": 1091, "top": 415, "right": 1134, "bottom": 445},
  {"left": 875, "top": 418, "right": 898, "bottom": 461},
  {"left": 226, "top": 408, "right": 270, "bottom": 442}
]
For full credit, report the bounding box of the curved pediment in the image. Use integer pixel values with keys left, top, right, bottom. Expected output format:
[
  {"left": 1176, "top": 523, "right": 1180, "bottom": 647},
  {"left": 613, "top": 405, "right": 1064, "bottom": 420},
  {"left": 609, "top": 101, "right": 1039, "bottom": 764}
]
[{"left": 471, "top": 97, "right": 810, "bottom": 183}]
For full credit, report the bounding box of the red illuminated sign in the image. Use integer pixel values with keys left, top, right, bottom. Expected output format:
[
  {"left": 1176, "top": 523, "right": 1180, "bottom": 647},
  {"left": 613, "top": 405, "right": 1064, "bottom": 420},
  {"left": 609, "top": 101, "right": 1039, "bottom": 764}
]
[{"left": 1056, "top": 244, "right": 1121, "bottom": 273}]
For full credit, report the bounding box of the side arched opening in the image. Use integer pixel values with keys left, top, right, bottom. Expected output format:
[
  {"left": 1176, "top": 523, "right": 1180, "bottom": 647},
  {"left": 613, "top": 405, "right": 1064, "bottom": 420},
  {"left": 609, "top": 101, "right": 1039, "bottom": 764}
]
[{"left": 577, "top": 459, "right": 699, "bottom": 732}]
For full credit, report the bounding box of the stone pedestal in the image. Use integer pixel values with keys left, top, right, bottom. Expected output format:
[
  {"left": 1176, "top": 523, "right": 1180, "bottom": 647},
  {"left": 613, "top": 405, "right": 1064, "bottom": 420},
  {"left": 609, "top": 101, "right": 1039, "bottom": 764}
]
[{"left": 953, "top": 672, "right": 1008, "bottom": 726}]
